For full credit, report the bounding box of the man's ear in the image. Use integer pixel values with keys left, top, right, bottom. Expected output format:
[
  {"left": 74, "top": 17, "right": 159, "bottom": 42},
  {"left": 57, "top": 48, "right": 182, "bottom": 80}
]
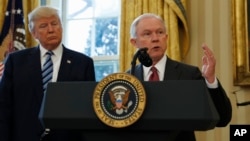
[
  {"left": 30, "top": 30, "right": 36, "bottom": 39},
  {"left": 130, "top": 38, "right": 136, "bottom": 46}
]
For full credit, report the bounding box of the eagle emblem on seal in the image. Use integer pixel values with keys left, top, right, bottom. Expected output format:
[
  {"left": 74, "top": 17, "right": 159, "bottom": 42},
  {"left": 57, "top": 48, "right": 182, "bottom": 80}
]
[{"left": 109, "top": 85, "right": 133, "bottom": 115}]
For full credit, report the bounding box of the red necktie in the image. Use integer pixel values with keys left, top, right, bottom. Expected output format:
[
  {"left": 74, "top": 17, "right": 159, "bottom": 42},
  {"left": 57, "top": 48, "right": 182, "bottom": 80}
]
[{"left": 149, "top": 66, "right": 159, "bottom": 81}]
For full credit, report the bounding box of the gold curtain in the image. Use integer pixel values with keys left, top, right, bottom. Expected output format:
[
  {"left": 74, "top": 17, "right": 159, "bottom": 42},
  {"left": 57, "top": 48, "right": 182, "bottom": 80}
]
[
  {"left": 0, "top": 0, "right": 39, "bottom": 62},
  {"left": 23, "top": 0, "right": 40, "bottom": 48},
  {"left": 119, "top": 0, "right": 189, "bottom": 72}
]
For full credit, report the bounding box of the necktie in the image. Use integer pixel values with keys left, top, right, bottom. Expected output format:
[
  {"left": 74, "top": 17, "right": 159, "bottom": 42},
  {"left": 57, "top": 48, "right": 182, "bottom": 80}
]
[
  {"left": 149, "top": 66, "right": 159, "bottom": 81},
  {"left": 42, "top": 51, "right": 53, "bottom": 93}
]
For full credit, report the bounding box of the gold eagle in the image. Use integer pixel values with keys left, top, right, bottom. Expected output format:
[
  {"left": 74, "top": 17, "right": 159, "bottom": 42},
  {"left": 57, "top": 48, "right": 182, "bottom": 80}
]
[{"left": 109, "top": 86, "right": 130, "bottom": 110}]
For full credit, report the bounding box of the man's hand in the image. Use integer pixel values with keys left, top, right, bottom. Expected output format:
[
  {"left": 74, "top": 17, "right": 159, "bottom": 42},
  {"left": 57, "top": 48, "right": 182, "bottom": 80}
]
[{"left": 201, "top": 44, "right": 216, "bottom": 83}]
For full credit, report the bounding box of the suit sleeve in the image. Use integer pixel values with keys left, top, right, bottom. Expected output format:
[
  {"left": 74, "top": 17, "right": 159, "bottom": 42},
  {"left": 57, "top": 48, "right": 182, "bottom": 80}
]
[
  {"left": 192, "top": 67, "right": 232, "bottom": 127},
  {"left": 0, "top": 55, "right": 12, "bottom": 141},
  {"left": 85, "top": 58, "right": 96, "bottom": 81},
  {"left": 208, "top": 81, "right": 232, "bottom": 127}
]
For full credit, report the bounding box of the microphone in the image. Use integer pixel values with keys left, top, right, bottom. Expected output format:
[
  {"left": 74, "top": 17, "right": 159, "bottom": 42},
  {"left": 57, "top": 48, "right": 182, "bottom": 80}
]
[
  {"left": 138, "top": 48, "right": 153, "bottom": 67},
  {"left": 131, "top": 48, "right": 152, "bottom": 75}
]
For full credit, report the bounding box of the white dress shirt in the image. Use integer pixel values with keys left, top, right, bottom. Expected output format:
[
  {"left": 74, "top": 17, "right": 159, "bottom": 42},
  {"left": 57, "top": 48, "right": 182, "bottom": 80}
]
[{"left": 40, "top": 44, "right": 63, "bottom": 82}]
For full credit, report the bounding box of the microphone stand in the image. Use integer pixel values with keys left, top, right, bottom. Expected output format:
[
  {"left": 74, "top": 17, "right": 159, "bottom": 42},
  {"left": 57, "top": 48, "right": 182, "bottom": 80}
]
[{"left": 130, "top": 51, "right": 140, "bottom": 75}]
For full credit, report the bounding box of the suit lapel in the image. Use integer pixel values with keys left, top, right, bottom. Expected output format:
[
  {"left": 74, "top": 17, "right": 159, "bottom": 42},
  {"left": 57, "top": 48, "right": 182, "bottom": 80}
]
[
  {"left": 57, "top": 47, "right": 72, "bottom": 81},
  {"left": 163, "top": 58, "right": 181, "bottom": 80},
  {"left": 134, "top": 58, "right": 181, "bottom": 81},
  {"left": 27, "top": 47, "right": 44, "bottom": 104},
  {"left": 133, "top": 64, "right": 144, "bottom": 81},
  {"left": 134, "top": 57, "right": 182, "bottom": 81}
]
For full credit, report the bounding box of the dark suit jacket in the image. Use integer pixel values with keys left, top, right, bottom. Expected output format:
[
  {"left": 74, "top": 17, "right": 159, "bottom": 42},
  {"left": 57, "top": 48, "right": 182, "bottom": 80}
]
[
  {"left": 0, "top": 45, "right": 95, "bottom": 141},
  {"left": 124, "top": 57, "right": 232, "bottom": 141}
]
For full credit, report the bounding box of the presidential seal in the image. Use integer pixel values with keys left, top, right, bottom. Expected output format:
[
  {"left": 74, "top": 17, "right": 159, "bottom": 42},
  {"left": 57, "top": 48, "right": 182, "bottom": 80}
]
[{"left": 93, "top": 73, "right": 146, "bottom": 128}]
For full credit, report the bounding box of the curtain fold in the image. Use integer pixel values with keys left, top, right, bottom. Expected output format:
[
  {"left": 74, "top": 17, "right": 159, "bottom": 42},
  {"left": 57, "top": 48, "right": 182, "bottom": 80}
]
[
  {"left": 0, "top": 0, "right": 9, "bottom": 61},
  {"left": 120, "top": 0, "right": 189, "bottom": 72},
  {"left": 165, "top": 0, "right": 189, "bottom": 61},
  {"left": 0, "top": 0, "right": 39, "bottom": 62},
  {"left": 23, "top": 0, "right": 40, "bottom": 48}
]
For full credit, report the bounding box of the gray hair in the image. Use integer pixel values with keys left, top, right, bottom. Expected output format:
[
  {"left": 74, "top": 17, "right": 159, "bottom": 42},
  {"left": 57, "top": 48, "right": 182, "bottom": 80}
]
[
  {"left": 28, "top": 6, "right": 61, "bottom": 32},
  {"left": 130, "top": 13, "right": 166, "bottom": 38}
]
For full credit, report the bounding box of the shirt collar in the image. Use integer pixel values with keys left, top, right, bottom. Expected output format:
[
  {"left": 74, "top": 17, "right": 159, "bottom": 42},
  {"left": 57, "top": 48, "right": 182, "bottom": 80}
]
[
  {"left": 40, "top": 44, "right": 63, "bottom": 57},
  {"left": 143, "top": 55, "right": 167, "bottom": 76}
]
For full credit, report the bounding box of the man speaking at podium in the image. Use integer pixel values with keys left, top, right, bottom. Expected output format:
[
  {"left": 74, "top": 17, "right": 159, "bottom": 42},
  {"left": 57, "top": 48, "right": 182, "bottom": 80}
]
[{"left": 127, "top": 13, "right": 232, "bottom": 141}]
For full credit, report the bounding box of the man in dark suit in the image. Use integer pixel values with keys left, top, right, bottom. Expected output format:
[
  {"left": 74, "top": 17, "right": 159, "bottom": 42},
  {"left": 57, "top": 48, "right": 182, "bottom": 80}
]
[
  {"left": 127, "top": 13, "right": 232, "bottom": 141},
  {"left": 0, "top": 6, "right": 95, "bottom": 141}
]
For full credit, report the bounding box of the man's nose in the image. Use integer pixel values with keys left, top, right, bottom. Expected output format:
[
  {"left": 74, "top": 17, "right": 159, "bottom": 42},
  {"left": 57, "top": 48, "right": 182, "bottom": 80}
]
[
  {"left": 47, "top": 24, "right": 54, "bottom": 32},
  {"left": 151, "top": 33, "right": 160, "bottom": 41}
]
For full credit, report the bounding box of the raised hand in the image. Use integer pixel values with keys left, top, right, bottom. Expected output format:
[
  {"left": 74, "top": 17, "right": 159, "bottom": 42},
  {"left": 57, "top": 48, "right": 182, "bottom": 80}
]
[{"left": 201, "top": 43, "right": 216, "bottom": 83}]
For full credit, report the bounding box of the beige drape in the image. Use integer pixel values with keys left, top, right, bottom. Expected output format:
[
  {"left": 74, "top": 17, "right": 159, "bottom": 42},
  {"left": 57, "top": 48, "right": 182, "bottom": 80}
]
[
  {"left": 119, "top": 0, "right": 189, "bottom": 72},
  {"left": 0, "top": 0, "right": 39, "bottom": 62}
]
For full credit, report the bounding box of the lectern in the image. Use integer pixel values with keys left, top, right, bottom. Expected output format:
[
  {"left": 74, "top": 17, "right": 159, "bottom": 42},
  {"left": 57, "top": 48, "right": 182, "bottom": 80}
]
[{"left": 39, "top": 80, "right": 220, "bottom": 141}]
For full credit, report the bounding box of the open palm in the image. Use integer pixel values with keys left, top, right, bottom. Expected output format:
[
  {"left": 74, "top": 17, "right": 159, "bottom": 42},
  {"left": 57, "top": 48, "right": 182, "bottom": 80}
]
[{"left": 201, "top": 44, "right": 216, "bottom": 83}]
